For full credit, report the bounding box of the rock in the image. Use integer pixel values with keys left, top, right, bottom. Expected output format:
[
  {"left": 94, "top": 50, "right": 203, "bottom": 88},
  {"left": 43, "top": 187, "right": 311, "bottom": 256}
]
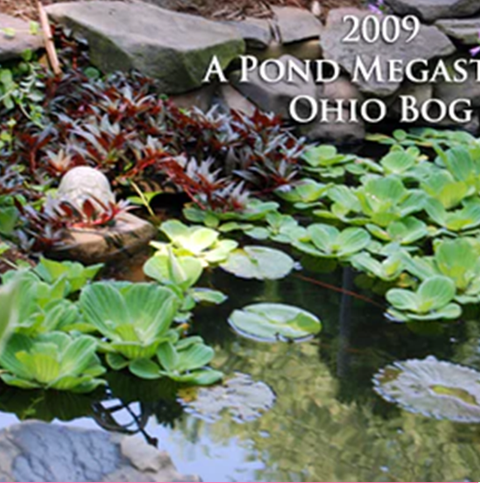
[
  {"left": 253, "top": 39, "right": 323, "bottom": 62},
  {"left": 230, "top": 54, "right": 317, "bottom": 120},
  {"left": 49, "top": 212, "right": 156, "bottom": 264},
  {"left": 45, "top": 1, "right": 245, "bottom": 94},
  {"left": 0, "top": 421, "right": 195, "bottom": 482},
  {"left": 218, "top": 84, "right": 257, "bottom": 116},
  {"left": 0, "top": 14, "right": 44, "bottom": 62},
  {"left": 320, "top": 8, "right": 455, "bottom": 97},
  {"left": 226, "top": 18, "right": 272, "bottom": 49},
  {"left": 389, "top": 82, "right": 433, "bottom": 119},
  {"left": 385, "top": 0, "right": 480, "bottom": 22},
  {"left": 297, "top": 110, "right": 366, "bottom": 145},
  {"left": 322, "top": 75, "right": 363, "bottom": 104},
  {"left": 271, "top": 6, "right": 323, "bottom": 44},
  {"left": 434, "top": 54, "right": 480, "bottom": 108},
  {"left": 435, "top": 18, "right": 480, "bottom": 45},
  {"left": 58, "top": 166, "right": 115, "bottom": 212},
  {"left": 170, "top": 83, "right": 216, "bottom": 112}
]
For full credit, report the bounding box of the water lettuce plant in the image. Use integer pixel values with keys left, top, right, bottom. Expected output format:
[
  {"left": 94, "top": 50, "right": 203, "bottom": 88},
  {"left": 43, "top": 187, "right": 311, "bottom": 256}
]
[
  {"left": 80, "top": 282, "right": 180, "bottom": 368},
  {"left": 143, "top": 248, "right": 226, "bottom": 320},
  {"left": 366, "top": 217, "right": 429, "bottom": 246},
  {"left": 404, "top": 238, "right": 480, "bottom": 304},
  {"left": 386, "top": 276, "right": 461, "bottom": 322},
  {"left": 228, "top": 303, "right": 321, "bottom": 342},
  {"left": 293, "top": 224, "right": 370, "bottom": 260},
  {"left": 153, "top": 220, "right": 237, "bottom": 266},
  {"left": 130, "top": 336, "right": 223, "bottom": 386},
  {"left": 0, "top": 277, "right": 20, "bottom": 348},
  {"left": 0, "top": 332, "right": 106, "bottom": 393}
]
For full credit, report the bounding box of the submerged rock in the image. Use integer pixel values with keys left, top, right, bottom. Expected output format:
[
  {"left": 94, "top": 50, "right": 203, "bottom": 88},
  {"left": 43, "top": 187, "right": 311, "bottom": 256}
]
[
  {"left": 178, "top": 373, "right": 276, "bottom": 423},
  {"left": 0, "top": 420, "right": 197, "bottom": 482},
  {"left": 45, "top": 1, "right": 245, "bottom": 94},
  {"left": 373, "top": 356, "right": 480, "bottom": 422},
  {"left": 0, "top": 14, "right": 44, "bottom": 61},
  {"left": 385, "top": 0, "right": 480, "bottom": 23}
]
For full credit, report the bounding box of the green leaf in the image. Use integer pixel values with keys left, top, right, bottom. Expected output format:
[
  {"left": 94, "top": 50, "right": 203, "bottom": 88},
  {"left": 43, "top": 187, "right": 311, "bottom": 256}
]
[
  {"left": 221, "top": 246, "right": 295, "bottom": 281},
  {"left": 129, "top": 359, "right": 161, "bottom": 380},
  {"left": 191, "top": 289, "right": 227, "bottom": 305},
  {"left": 229, "top": 303, "right": 321, "bottom": 342}
]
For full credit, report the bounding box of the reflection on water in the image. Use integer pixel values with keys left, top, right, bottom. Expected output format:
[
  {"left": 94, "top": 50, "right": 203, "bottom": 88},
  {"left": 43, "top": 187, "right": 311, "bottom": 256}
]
[{"left": 1, "top": 264, "right": 480, "bottom": 482}]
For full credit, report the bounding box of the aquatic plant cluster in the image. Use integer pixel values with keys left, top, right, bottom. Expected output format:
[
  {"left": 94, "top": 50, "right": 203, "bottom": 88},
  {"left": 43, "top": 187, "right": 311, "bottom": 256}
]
[
  {"left": 183, "top": 128, "right": 480, "bottom": 324},
  {"left": 0, "top": 257, "right": 226, "bottom": 392}
]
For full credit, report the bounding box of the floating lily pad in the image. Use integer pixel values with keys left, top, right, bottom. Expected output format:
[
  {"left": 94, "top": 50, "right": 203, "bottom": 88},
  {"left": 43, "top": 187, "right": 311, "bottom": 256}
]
[
  {"left": 221, "top": 246, "right": 295, "bottom": 281},
  {"left": 373, "top": 356, "right": 480, "bottom": 423},
  {"left": 228, "top": 303, "right": 321, "bottom": 342},
  {"left": 178, "top": 373, "right": 276, "bottom": 423}
]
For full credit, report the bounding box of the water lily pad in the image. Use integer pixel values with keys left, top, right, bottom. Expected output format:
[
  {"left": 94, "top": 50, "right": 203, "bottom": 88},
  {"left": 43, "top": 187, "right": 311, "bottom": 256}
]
[
  {"left": 373, "top": 357, "right": 480, "bottom": 423},
  {"left": 178, "top": 373, "right": 276, "bottom": 423},
  {"left": 221, "top": 246, "right": 295, "bottom": 281},
  {"left": 228, "top": 303, "right": 321, "bottom": 342}
]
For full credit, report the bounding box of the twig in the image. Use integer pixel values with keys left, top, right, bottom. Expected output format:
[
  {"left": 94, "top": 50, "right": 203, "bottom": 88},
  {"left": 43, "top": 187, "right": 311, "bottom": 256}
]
[{"left": 35, "top": 0, "right": 61, "bottom": 75}]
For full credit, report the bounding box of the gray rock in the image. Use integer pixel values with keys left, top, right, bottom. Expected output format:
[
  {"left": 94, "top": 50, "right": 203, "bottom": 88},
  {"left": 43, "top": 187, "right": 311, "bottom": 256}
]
[
  {"left": 298, "top": 110, "right": 366, "bottom": 144},
  {"left": 0, "top": 14, "right": 44, "bottom": 61},
  {"left": 45, "top": 1, "right": 245, "bottom": 94},
  {"left": 230, "top": 54, "right": 317, "bottom": 120},
  {"left": 388, "top": 82, "right": 433, "bottom": 119},
  {"left": 271, "top": 6, "right": 323, "bottom": 44},
  {"left": 385, "top": 0, "right": 480, "bottom": 22},
  {"left": 0, "top": 421, "right": 196, "bottom": 482},
  {"left": 320, "top": 8, "right": 455, "bottom": 97},
  {"left": 218, "top": 84, "right": 257, "bottom": 116},
  {"left": 253, "top": 39, "right": 323, "bottom": 62},
  {"left": 49, "top": 212, "right": 157, "bottom": 264},
  {"left": 170, "top": 83, "right": 217, "bottom": 111},
  {"left": 226, "top": 18, "right": 272, "bottom": 49},
  {"left": 435, "top": 17, "right": 480, "bottom": 45},
  {"left": 434, "top": 54, "right": 480, "bottom": 108},
  {"left": 322, "top": 75, "right": 363, "bottom": 104}
]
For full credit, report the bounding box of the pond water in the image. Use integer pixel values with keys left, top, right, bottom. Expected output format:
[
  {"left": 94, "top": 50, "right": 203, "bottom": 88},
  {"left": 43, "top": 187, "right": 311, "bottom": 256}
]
[{"left": 1, "top": 258, "right": 480, "bottom": 482}]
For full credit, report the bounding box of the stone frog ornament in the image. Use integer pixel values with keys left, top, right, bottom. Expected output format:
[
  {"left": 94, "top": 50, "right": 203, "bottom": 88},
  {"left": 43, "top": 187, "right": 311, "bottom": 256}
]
[{"left": 57, "top": 166, "right": 116, "bottom": 213}]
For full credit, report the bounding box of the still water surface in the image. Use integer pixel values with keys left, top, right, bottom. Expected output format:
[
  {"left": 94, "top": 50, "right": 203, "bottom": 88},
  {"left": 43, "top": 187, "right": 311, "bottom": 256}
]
[{"left": 0, "top": 261, "right": 479, "bottom": 482}]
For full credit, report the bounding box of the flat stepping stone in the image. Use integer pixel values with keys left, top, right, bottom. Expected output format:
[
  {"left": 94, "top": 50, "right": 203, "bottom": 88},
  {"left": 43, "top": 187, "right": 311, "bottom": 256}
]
[
  {"left": 0, "top": 14, "right": 44, "bottom": 61},
  {"left": 46, "top": 1, "right": 245, "bottom": 94}
]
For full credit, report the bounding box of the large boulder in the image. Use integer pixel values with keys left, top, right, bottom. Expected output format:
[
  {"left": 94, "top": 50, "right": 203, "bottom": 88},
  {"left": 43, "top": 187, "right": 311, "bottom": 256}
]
[
  {"left": 45, "top": 1, "right": 245, "bottom": 94},
  {"left": 385, "top": 0, "right": 480, "bottom": 22},
  {"left": 320, "top": 9, "right": 455, "bottom": 97},
  {"left": 230, "top": 54, "right": 317, "bottom": 121},
  {"left": 0, "top": 14, "right": 44, "bottom": 61},
  {"left": 435, "top": 17, "right": 480, "bottom": 45}
]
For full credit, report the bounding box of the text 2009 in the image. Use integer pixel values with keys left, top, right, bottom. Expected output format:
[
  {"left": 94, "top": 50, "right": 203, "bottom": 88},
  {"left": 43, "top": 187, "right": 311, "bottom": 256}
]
[{"left": 343, "top": 15, "right": 421, "bottom": 44}]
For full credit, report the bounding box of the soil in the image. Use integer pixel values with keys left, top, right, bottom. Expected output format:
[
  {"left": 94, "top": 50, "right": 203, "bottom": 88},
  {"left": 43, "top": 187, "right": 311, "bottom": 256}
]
[{"left": 1, "top": 0, "right": 365, "bottom": 22}]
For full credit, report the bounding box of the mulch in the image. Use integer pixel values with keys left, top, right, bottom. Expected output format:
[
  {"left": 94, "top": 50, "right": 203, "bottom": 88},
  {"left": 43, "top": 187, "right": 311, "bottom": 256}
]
[{"left": 1, "top": 0, "right": 364, "bottom": 22}]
